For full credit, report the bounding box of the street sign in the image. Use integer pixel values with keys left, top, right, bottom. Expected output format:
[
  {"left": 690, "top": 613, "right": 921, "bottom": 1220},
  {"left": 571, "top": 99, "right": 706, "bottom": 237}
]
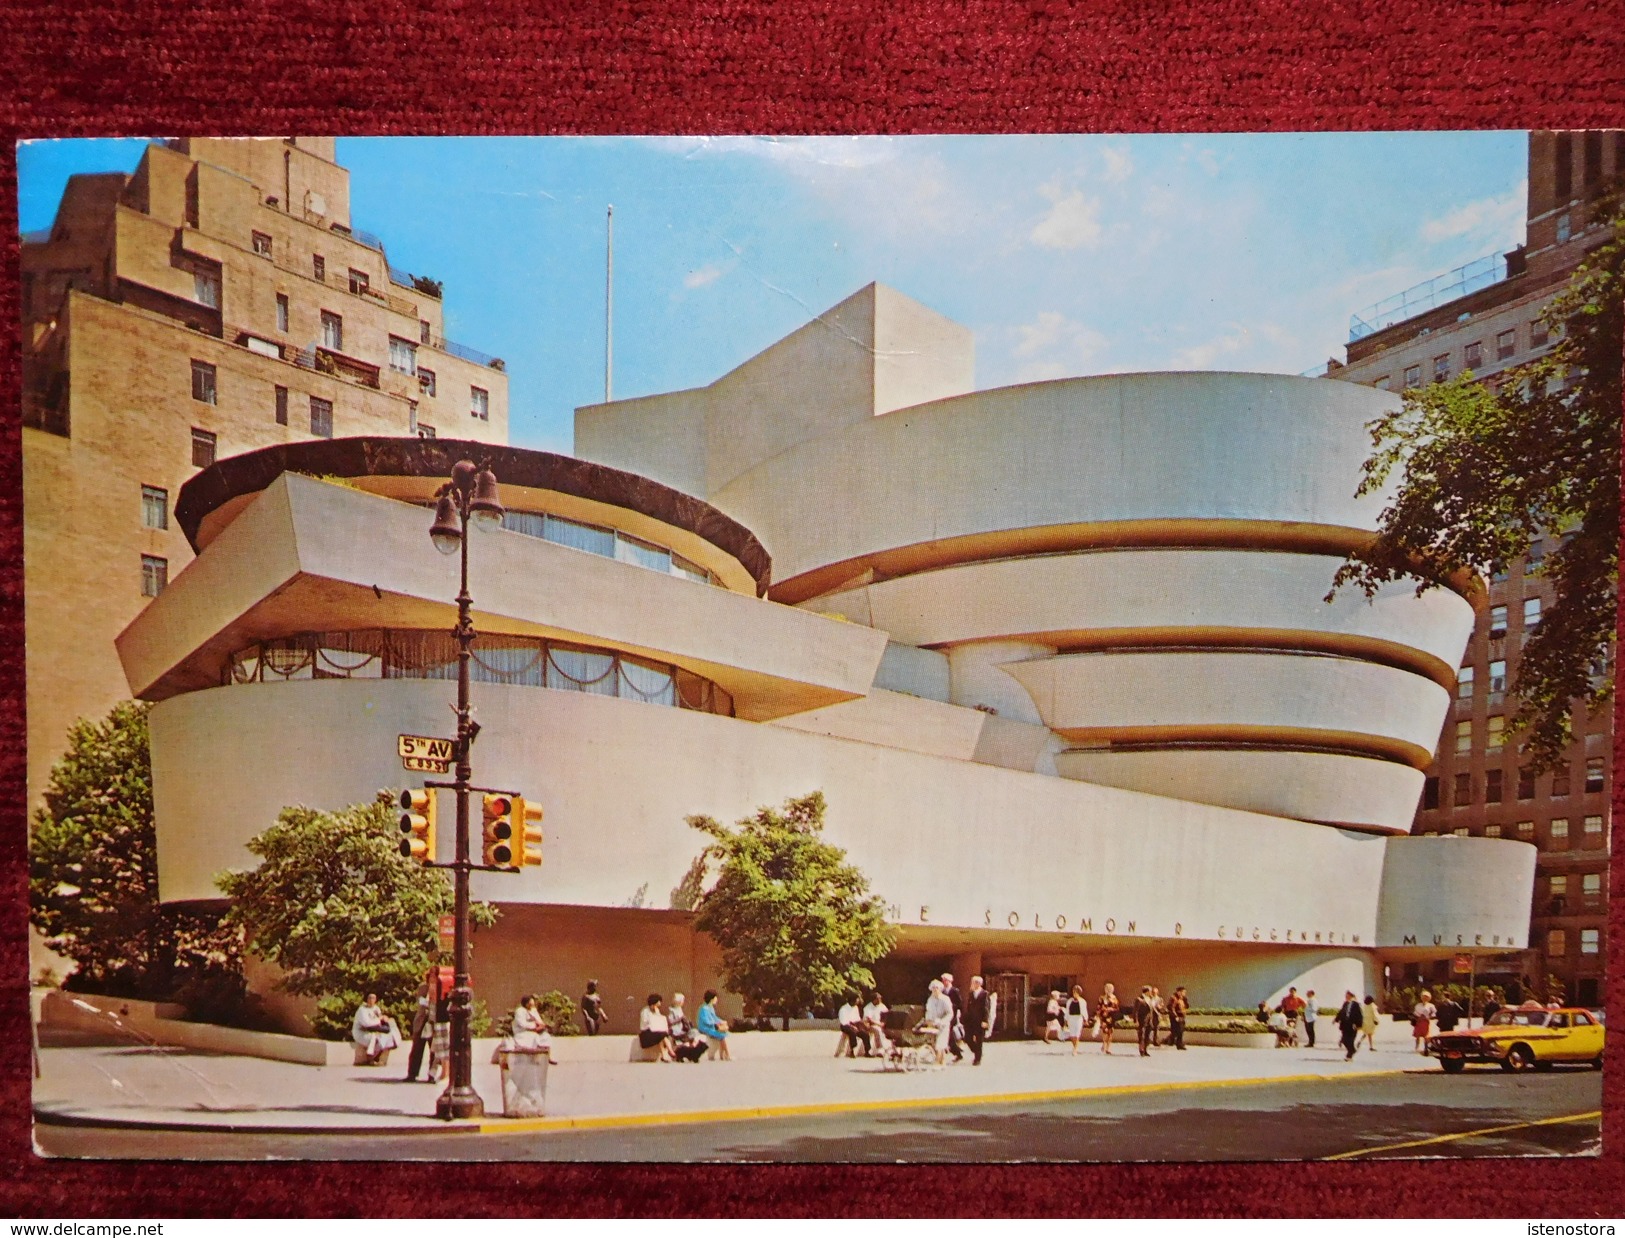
[
  {"left": 438, "top": 914, "right": 456, "bottom": 952},
  {"left": 399, "top": 734, "right": 454, "bottom": 773},
  {"left": 1452, "top": 953, "right": 1473, "bottom": 974}
]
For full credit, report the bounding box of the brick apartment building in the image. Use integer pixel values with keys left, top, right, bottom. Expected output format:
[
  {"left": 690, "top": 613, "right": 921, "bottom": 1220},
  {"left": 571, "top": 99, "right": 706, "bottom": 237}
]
[{"left": 1328, "top": 130, "right": 1619, "bottom": 1005}]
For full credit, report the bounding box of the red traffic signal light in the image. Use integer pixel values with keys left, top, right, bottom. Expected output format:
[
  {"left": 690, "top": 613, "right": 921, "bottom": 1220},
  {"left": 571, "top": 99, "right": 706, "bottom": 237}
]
[{"left": 482, "top": 793, "right": 514, "bottom": 867}]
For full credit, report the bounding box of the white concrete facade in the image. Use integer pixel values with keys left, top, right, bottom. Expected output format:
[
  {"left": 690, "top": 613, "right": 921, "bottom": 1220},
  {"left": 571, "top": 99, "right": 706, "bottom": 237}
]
[{"left": 122, "top": 284, "right": 1536, "bottom": 1029}]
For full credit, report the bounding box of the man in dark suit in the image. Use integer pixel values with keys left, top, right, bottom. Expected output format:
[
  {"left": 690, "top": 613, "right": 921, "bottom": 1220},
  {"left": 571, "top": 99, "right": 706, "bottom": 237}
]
[
  {"left": 403, "top": 967, "right": 438, "bottom": 1082},
  {"left": 940, "top": 972, "right": 965, "bottom": 1062},
  {"left": 963, "top": 975, "right": 996, "bottom": 1065},
  {"left": 1167, "top": 986, "right": 1190, "bottom": 1050},
  {"left": 1334, "top": 990, "right": 1364, "bottom": 1060},
  {"left": 1134, "top": 986, "right": 1155, "bottom": 1056}
]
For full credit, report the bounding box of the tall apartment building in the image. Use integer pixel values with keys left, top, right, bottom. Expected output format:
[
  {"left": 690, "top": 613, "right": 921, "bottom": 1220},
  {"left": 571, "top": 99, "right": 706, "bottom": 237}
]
[
  {"left": 21, "top": 138, "right": 510, "bottom": 812},
  {"left": 1329, "top": 130, "right": 1619, "bottom": 1006}
]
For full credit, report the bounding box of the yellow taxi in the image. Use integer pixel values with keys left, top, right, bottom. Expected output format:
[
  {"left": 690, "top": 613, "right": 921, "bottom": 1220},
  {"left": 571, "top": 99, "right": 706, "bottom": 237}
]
[{"left": 1428, "top": 1005, "right": 1605, "bottom": 1073}]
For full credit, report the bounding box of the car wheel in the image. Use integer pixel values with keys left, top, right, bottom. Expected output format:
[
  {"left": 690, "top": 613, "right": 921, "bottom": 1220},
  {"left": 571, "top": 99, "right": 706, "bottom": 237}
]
[
  {"left": 1440, "top": 1057, "right": 1465, "bottom": 1074},
  {"left": 1507, "top": 1044, "right": 1535, "bottom": 1071},
  {"left": 1592, "top": 1055, "right": 1604, "bottom": 1071},
  {"left": 1499, "top": 1055, "right": 1515, "bottom": 1072}
]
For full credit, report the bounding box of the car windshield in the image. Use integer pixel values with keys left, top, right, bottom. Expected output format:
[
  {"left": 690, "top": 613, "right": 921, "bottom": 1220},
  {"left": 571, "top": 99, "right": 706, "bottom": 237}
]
[{"left": 1487, "top": 1009, "right": 1549, "bottom": 1027}]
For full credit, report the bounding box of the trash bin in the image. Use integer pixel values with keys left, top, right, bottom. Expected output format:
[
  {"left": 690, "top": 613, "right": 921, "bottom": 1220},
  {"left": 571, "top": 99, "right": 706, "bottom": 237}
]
[{"left": 496, "top": 1045, "right": 549, "bottom": 1117}]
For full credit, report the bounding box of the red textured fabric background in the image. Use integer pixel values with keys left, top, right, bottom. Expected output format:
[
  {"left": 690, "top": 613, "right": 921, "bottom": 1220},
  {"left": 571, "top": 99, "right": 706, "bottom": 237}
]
[{"left": 2, "top": 0, "right": 1623, "bottom": 1217}]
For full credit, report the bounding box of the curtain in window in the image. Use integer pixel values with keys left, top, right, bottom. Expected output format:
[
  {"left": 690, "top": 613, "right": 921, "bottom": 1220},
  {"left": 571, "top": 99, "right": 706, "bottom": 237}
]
[
  {"left": 544, "top": 515, "right": 615, "bottom": 557},
  {"left": 615, "top": 534, "right": 670, "bottom": 573},
  {"left": 619, "top": 656, "right": 676, "bottom": 705},
  {"left": 469, "top": 640, "right": 547, "bottom": 686},
  {"left": 548, "top": 647, "right": 617, "bottom": 696}
]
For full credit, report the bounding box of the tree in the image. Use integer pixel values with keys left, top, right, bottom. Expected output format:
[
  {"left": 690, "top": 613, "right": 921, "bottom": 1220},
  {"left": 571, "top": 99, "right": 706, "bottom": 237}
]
[
  {"left": 686, "top": 792, "right": 894, "bottom": 1030},
  {"left": 217, "top": 795, "right": 498, "bottom": 1039},
  {"left": 1329, "top": 195, "right": 1622, "bottom": 770},
  {"left": 28, "top": 701, "right": 245, "bottom": 1012}
]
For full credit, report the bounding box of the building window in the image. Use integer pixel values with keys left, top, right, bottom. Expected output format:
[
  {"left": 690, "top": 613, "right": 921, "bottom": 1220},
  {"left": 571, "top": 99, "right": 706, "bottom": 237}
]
[
  {"left": 1530, "top": 319, "right": 1549, "bottom": 348},
  {"left": 419, "top": 320, "right": 432, "bottom": 345},
  {"left": 1403, "top": 364, "right": 1421, "bottom": 389},
  {"left": 1556, "top": 212, "right": 1571, "bottom": 244},
  {"left": 1553, "top": 764, "right": 1571, "bottom": 797},
  {"left": 194, "top": 270, "right": 220, "bottom": 308},
  {"left": 191, "top": 360, "right": 217, "bottom": 405},
  {"left": 1550, "top": 874, "right": 1568, "bottom": 898},
  {"left": 1451, "top": 827, "right": 1469, "bottom": 837},
  {"left": 1583, "top": 873, "right": 1601, "bottom": 901},
  {"left": 389, "top": 337, "right": 417, "bottom": 375},
  {"left": 471, "top": 386, "right": 489, "bottom": 421},
  {"left": 313, "top": 254, "right": 326, "bottom": 281},
  {"left": 1455, "top": 720, "right": 1472, "bottom": 754},
  {"left": 1488, "top": 659, "right": 1507, "bottom": 695},
  {"left": 1485, "top": 823, "right": 1502, "bottom": 837},
  {"left": 1523, "top": 597, "right": 1542, "bottom": 628},
  {"left": 1485, "top": 769, "right": 1503, "bottom": 803},
  {"left": 1453, "top": 771, "right": 1471, "bottom": 805},
  {"left": 1585, "top": 757, "right": 1604, "bottom": 794},
  {"left": 276, "top": 293, "right": 289, "bottom": 333},
  {"left": 141, "top": 485, "right": 168, "bottom": 530},
  {"left": 1516, "top": 820, "right": 1534, "bottom": 837},
  {"left": 1372, "top": 375, "right": 1391, "bottom": 391},
  {"left": 408, "top": 401, "right": 418, "bottom": 434},
  {"left": 191, "top": 427, "right": 217, "bottom": 468},
  {"left": 418, "top": 368, "right": 436, "bottom": 397},
  {"left": 321, "top": 311, "right": 343, "bottom": 352},
  {"left": 275, "top": 385, "right": 288, "bottom": 426},
  {"left": 1518, "top": 767, "right": 1536, "bottom": 800},
  {"left": 1433, "top": 353, "right": 1451, "bottom": 381},
  {"left": 1496, "top": 328, "right": 1516, "bottom": 360},
  {"left": 141, "top": 554, "right": 168, "bottom": 597},
  {"left": 417, "top": 424, "right": 437, "bottom": 439},
  {"left": 1580, "top": 928, "right": 1600, "bottom": 956},
  {"left": 1464, "top": 341, "right": 1482, "bottom": 370},
  {"left": 1583, "top": 814, "right": 1604, "bottom": 840},
  {"left": 1488, "top": 606, "right": 1507, "bottom": 640},
  {"left": 1487, "top": 716, "right": 1505, "bottom": 752},
  {"left": 1525, "top": 540, "right": 1544, "bottom": 574},
  {"left": 1547, "top": 929, "right": 1567, "bottom": 959},
  {"left": 309, "top": 396, "right": 333, "bottom": 439},
  {"left": 348, "top": 268, "right": 369, "bottom": 296},
  {"left": 252, "top": 231, "right": 272, "bottom": 258},
  {"left": 1456, "top": 665, "right": 1475, "bottom": 699},
  {"left": 1422, "top": 776, "right": 1439, "bottom": 809},
  {"left": 1551, "top": 817, "right": 1570, "bottom": 845}
]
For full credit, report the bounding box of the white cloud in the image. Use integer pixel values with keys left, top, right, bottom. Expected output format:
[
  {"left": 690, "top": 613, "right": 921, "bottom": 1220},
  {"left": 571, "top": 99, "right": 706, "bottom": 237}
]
[
  {"left": 683, "top": 263, "right": 725, "bottom": 289},
  {"left": 1101, "top": 146, "right": 1134, "bottom": 186},
  {"left": 1030, "top": 184, "right": 1104, "bottom": 250},
  {"left": 1005, "top": 311, "right": 1109, "bottom": 382},
  {"left": 1419, "top": 181, "right": 1527, "bottom": 249},
  {"left": 1167, "top": 321, "right": 1291, "bottom": 370}
]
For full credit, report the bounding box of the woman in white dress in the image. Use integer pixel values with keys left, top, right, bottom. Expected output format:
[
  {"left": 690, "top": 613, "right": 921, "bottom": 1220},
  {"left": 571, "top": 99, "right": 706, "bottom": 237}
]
[
  {"left": 350, "top": 992, "right": 401, "bottom": 1064},
  {"left": 923, "top": 980, "right": 955, "bottom": 1067},
  {"left": 1411, "top": 990, "right": 1438, "bottom": 1054},
  {"left": 1066, "top": 985, "right": 1090, "bottom": 1055},
  {"left": 1043, "top": 991, "right": 1065, "bottom": 1045}
]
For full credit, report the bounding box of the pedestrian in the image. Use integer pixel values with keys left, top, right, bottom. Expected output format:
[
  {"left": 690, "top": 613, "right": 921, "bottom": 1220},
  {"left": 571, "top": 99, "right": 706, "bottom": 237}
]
[
  {"left": 1256, "top": 999, "right": 1272, "bottom": 1028},
  {"left": 1302, "top": 989, "right": 1319, "bottom": 1047},
  {"left": 1148, "top": 986, "right": 1165, "bottom": 1049},
  {"left": 1167, "top": 986, "right": 1189, "bottom": 1050},
  {"left": 351, "top": 992, "right": 400, "bottom": 1064},
  {"left": 924, "top": 979, "right": 955, "bottom": 1067},
  {"left": 1411, "top": 989, "right": 1437, "bottom": 1053},
  {"left": 580, "top": 979, "right": 606, "bottom": 1035},
  {"left": 1334, "top": 990, "right": 1363, "bottom": 1060},
  {"left": 1065, "top": 985, "right": 1089, "bottom": 1055},
  {"left": 963, "top": 975, "right": 995, "bottom": 1066},
  {"left": 1360, "top": 994, "right": 1380, "bottom": 1051},
  {"left": 404, "top": 967, "right": 437, "bottom": 1082},
  {"left": 512, "top": 993, "right": 558, "bottom": 1064},
  {"left": 1043, "top": 990, "right": 1065, "bottom": 1045},
  {"left": 1436, "top": 993, "right": 1461, "bottom": 1033},
  {"left": 1133, "top": 986, "right": 1155, "bottom": 1056},
  {"left": 862, "top": 990, "right": 890, "bottom": 1055},
  {"left": 668, "top": 992, "right": 707, "bottom": 1063},
  {"left": 1280, "top": 986, "right": 1305, "bottom": 1046},
  {"left": 836, "top": 992, "right": 867, "bottom": 1058},
  {"left": 1268, "top": 1007, "right": 1293, "bottom": 1047},
  {"left": 939, "top": 973, "right": 965, "bottom": 1063},
  {"left": 1096, "top": 983, "right": 1120, "bottom": 1054},
  {"left": 639, "top": 993, "right": 675, "bottom": 1061},
  {"left": 696, "top": 989, "right": 731, "bottom": 1061}
]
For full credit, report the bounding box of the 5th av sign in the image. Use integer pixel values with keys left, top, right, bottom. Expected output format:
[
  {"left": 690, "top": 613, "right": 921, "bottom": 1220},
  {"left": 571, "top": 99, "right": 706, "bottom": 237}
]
[{"left": 399, "top": 734, "right": 453, "bottom": 774}]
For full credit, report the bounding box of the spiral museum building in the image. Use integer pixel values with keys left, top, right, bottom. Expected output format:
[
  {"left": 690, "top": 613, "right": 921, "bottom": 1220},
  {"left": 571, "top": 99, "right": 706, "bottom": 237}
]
[{"left": 119, "top": 284, "right": 1537, "bottom": 1031}]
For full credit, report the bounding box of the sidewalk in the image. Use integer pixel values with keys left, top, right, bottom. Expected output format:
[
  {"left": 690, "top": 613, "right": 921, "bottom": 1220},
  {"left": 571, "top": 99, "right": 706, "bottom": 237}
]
[{"left": 33, "top": 1032, "right": 1433, "bottom": 1137}]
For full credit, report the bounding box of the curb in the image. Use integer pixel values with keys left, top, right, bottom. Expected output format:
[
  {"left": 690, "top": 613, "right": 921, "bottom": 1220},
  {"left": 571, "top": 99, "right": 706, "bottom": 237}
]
[{"left": 33, "top": 1105, "right": 481, "bottom": 1137}]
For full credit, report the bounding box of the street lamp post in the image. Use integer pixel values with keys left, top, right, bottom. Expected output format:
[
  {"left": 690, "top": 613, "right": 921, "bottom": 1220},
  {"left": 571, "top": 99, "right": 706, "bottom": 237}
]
[{"left": 429, "top": 458, "right": 504, "bottom": 1121}]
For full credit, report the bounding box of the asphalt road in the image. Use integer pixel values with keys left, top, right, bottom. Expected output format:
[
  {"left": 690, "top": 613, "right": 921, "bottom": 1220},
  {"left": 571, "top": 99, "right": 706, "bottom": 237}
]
[{"left": 35, "top": 1066, "right": 1603, "bottom": 1163}]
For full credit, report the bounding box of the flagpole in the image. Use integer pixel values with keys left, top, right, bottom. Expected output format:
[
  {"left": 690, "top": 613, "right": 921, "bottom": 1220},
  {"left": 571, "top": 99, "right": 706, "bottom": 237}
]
[{"left": 605, "top": 204, "right": 614, "bottom": 403}]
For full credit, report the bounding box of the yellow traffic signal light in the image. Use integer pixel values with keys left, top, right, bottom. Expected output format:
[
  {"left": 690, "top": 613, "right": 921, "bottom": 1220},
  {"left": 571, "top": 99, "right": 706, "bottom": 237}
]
[
  {"left": 515, "top": 796, "right": 544, "bottom": 867},
  {"left": 399, "top": 788, "right": 436, "bottom": 864},
  {"left": 482, "top": 793, "right": 515, "bottom": 867}
]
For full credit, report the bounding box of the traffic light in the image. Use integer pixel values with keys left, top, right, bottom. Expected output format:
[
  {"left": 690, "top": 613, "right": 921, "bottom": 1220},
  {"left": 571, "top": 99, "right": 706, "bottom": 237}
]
[
  {"left": 481, "top": 793, "right": 515, "bottom": 867},
  {"left": 515, "top": 796, "right": 544, "bottom": 867},
  {"left": 399, "top": 789, "right": 436, "bottom": 864}
]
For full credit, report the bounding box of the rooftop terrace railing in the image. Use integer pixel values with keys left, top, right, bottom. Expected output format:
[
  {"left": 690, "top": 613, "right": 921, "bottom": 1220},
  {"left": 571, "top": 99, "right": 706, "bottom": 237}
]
[{"left": 1348, "top": 252, "right": 1508, "bottom": 343}]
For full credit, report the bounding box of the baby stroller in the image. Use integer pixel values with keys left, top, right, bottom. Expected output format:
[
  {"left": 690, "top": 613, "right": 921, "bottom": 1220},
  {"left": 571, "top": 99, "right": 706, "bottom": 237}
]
[{"left": 880, "top": 1006, "right": 936, "bottom": 1072}]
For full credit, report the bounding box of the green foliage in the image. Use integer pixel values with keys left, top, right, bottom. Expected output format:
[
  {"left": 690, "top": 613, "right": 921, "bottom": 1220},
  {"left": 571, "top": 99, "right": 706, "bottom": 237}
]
[
  {"left": 28, "top": 702, "right": 247, "bottom": 1012},
  {"left": 1383, "top": 982, "right": 1506, "bottom": 1017},
  {"left": 217, "top": 797, "right": 498, "bottom": 1040},
  {"left": 687, "top": 792, "right": 895, "bottom": 1030},
  {"left": 1329, "top": 196, "right": 1621, "bottom": 771}
]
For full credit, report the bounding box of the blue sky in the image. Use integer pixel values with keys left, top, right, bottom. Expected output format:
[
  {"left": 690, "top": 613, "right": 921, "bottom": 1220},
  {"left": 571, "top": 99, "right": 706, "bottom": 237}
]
[{"left": 18, "top": 133, "right": 1527, "bottom": 453}]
